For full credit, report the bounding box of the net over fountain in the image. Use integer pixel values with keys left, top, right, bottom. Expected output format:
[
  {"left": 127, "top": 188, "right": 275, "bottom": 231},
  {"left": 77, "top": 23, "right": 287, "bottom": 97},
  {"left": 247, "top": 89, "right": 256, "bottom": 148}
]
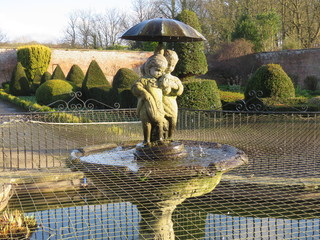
[{"left": 71, "top": 18, "right": 248, "bottom": 239}]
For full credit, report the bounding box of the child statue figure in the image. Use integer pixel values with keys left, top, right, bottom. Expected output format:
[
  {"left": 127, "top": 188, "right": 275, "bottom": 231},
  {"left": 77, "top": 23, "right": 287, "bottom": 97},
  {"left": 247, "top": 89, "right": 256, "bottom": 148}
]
[
  {"left": 131, "top": 50, "right": 168, "bottom": 145},
  {"left": 132, "top": 48, "right": 183, "bottom": 147},
  {"left": 159, "top": 50, "right": 184, "bottom": 140}
]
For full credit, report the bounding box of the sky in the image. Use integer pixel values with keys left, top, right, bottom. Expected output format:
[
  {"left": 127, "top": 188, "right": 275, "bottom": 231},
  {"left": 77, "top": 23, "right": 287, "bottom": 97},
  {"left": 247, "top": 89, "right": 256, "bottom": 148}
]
[{"left": 0, "top": 0, "right": 133, "bottom": 43}]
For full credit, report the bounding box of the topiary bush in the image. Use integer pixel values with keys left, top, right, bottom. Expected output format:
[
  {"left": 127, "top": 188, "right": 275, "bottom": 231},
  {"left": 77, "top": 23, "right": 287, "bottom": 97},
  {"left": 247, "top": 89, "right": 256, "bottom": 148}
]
[
  {"left": 118, "top": 88, "right": 137, "bottom": 108},
  {"left": 17, "top": 44, "right": 51, "bottom": 80},
  {"left": 177, "top": 79, "right": 221, "bottom": 110},
  {"left": 82, "top": 60, "right": 111, "bottom": 105},
  {"left": 171, "top": 10, "right": 208, "bottom": 80},
  {"left": 41, "top": 71, "right": 52, "bottom": 84},
  {"left": 35, "top": 79, "right": 80, "bottom": 106},
  {"left": 51, "top": 64, "right": 66, "bottom": 80},
  {"left": 303, "top": 75, "right": 320, "bottom": 91},
  {"left": 66, "top": 64, "right": 85, "bottom": 87},
  {"left": 31, "top": 70, "right": 42, "bottom": 94},
  {"left": 9, "top": 62, "right": 31, "bottom": 96},
  {"left": 245, "top": 64, "right": 295, "bottom": 99},
  {"left": 112, "top": 68, "right": 139, "bottom": 89}
]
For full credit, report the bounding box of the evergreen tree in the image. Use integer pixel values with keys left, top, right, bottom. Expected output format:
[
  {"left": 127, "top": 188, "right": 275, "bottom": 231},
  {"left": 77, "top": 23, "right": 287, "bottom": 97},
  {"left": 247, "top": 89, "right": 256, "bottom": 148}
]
[{"left": 232, "top": 14, "right": 261, "bottom": 51}]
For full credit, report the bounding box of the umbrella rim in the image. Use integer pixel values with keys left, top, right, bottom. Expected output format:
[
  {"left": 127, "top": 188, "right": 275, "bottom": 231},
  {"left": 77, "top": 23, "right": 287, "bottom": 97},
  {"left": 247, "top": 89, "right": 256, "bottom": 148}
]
[{"left": 120, "top": 18, "right": 206, "bottom": 42}]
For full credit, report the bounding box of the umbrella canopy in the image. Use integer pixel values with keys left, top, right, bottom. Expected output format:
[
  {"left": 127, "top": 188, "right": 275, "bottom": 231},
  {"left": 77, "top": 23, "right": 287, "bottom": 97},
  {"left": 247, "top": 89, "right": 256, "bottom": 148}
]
[{"left": 121, "top": 18, "right": 206, "bottom": 42}]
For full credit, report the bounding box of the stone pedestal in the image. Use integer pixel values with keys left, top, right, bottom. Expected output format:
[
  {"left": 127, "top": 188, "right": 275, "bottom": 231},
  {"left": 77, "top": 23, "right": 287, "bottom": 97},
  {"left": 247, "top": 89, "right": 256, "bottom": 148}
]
[{"left": 134, "top": 141, "right": 188, "bottom": 160}]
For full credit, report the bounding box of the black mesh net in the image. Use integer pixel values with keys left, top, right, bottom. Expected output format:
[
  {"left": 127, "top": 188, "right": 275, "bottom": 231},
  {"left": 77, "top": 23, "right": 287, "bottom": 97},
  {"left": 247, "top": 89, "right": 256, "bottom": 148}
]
[{"left": 0, "top": 109, "right": 319, "bottom": 239}]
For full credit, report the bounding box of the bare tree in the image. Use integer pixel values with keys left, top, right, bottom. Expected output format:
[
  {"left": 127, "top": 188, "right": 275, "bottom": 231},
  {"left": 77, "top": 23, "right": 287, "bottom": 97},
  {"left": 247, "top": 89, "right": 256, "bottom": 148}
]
[
  {"left": 77, "top": 10, "right": 94, "bottom": 48},
  {"left": 132, "top": 0, "right": 159, "bottom": 22},
  {"left": 103, "top": 9, "right": 128, "bottom": 46},
  {"left": 63, "top": 11, "right": 78, "bottom": 48},
  {"left": 153, "top": 0, "right": 178, "bottom": 18}
]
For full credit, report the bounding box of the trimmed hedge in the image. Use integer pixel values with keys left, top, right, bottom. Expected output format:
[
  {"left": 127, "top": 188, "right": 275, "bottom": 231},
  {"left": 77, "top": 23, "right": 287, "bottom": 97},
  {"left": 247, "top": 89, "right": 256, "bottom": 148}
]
[
  {"left": 118, "top": 88, "right": 137, "bottom": 108},
  {"left": 0, "top": 90, "right": 89, "bottom": 122},
  {"left": 66, "top": 64, "right": 85, "bottom": 87},
  {"left": 220, "top": 90, "right": 244, "bottom": 103},
  {"left": 82, "top": 60, "right": 111, "bottom": 105},
  {"left": 172, "top": 10, "right": 208, "bottom": 79},
  {"left": 17, "top": 44, "right": 51, "bottom": 80},
  {"left": 51, "top": 64, "right": 66, "bottom": 80},
  {"left": 41, "top": 71, "right": 52, "bottom": 84},
  {"left": 112, "top": 68, "right": 139, "bottom": 89},
  {"left": 35, "top": 79, "right": 80, "bottom": 106},
  {"left": 245, "top": 64, "right": 295, "bottom": 99},
  {"left": 9, "top": 62, "right": 31, "bottom": 96},
  {"left": 177, "top": 79, "right": 221, "bottom": 110},
  {"left": 31, "top": 70, "right": 42, "bottom": 94}
]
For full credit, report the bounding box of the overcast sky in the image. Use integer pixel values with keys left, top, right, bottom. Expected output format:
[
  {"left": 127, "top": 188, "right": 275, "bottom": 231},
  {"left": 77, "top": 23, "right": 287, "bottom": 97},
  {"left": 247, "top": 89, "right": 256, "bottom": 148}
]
[{"left": 0, "top": 0, "right": 133, "bottom": 43}]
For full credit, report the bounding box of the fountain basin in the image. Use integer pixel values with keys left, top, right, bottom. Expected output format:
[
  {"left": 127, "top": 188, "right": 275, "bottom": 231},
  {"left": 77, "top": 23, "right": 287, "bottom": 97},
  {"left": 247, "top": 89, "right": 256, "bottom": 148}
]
[
  {"left": 70, "top": 140, "right": 248, "bottom": 180},
  {"left": 70, "top": 140, "right": 247, "bottom": 240}
]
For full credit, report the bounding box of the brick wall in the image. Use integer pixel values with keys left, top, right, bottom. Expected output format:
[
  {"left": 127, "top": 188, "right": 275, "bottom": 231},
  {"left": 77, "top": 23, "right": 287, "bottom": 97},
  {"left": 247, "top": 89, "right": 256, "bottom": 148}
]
[
  {"left": 0, "top": 49, "right": 152, "bottom": 84},
  {"left": 206, "top": 48, "right": 320, "bottom": 86},
  {"left": 0, "top": 49, "right": 17, "bottom": 83},
  {"left": 1, "top": 48, "right": 319, "bottom": 87}
]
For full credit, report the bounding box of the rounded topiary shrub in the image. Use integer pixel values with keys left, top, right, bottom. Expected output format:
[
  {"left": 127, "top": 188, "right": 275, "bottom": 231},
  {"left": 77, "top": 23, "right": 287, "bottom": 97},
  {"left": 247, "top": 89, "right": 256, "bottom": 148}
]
[
  {"left": 51, "top": 64, "right": 66, "bottom": 80},
  {"left": 35, "top": 79, "right": 80, "bottom": 106},
  {"left": 112, "top": 68, "right": 139, "bottom": 89},
  {"left": 177, "top": 79, "right": 221, "bottom": 110},
  {"left": 245, "top": 64, "right": 295, "bottom": 99},
  {"left": 66, "top": 64, "right": 85, "bottom": 87},
  {"left": 9, "top": 62, "right": 31, "bottom": 96}
]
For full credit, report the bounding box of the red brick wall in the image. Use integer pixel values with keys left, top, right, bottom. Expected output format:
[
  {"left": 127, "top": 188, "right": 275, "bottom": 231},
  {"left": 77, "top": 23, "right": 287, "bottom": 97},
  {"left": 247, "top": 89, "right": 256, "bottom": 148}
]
[
  {"left": 206, "top": 48, "right": 320, "bottom": 86},
  {"left": 0, "top": 49, "right": 152, "bottom": 84},
  {"left": 1, "top": 48, "right": 319, "bottom": 87}
]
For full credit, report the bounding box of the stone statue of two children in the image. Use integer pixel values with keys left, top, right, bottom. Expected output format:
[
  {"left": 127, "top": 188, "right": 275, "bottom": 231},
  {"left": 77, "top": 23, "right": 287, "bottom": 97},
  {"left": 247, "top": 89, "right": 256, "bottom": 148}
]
[{"left": 131, "top": 49, "right": 183, "bottom": 145}]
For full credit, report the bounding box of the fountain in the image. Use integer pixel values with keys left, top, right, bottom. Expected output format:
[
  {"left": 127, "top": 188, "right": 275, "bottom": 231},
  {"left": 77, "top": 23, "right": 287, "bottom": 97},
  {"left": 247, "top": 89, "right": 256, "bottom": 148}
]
[{"left": 70, "top": 18, "right": 248, "bottom": 239}]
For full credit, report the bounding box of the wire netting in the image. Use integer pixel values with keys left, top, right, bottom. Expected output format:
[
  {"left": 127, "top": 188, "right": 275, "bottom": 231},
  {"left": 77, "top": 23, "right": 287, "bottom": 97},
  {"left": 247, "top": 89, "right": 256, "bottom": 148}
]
[{"left": 0, "top": 109, "right": 319, "bottom": 239}]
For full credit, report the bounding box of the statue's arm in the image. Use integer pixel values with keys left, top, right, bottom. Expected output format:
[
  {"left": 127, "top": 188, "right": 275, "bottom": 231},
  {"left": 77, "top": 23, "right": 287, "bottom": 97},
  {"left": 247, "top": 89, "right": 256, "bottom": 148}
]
[
  {"left": 161, "top": 75, "right": 183, "bottom": 96},
  {"left": 132, "top": 79, "right": 151, "bottom": 99}
]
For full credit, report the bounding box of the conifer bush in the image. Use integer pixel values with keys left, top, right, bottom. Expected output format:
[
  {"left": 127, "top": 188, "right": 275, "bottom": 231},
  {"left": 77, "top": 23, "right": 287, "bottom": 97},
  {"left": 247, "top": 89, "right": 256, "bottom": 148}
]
[
  {"left": 118, "top": 88, "right": 137, "bottom": 108},
  {"left": 171, "top": 10, "right": 208, "bottom": 80},
  {"left": 245, "top": 63, "right": 295, "bottom": 99},
  {"left": 177, "top": 79, "right": 221, "bottom": 110},
  {"left": 82, "top": 60, "right": 111, "bottom": 104},
  {"left": 9, "top": 62, "right": 31, "bottom": 96},
  {"left": 41, "top": 71, "right": 52, "bottom": 84},
  {"left": 35, "top": 79, "right": 80, "bottom": 106},
  {"left": 17, "top": 44, "right": 51, "bottom": 80},
  {"left": 31, "top": 70, "right": 42, "bottom": 94},
  {"left": 112, "top": 68, "right": 139, "bottom": 89},
  {"left": 51, "top": 64, "right": 66, "bottom": 80},
  {"left": 66, "top": 64, "right": 85, "bottom": 87}
]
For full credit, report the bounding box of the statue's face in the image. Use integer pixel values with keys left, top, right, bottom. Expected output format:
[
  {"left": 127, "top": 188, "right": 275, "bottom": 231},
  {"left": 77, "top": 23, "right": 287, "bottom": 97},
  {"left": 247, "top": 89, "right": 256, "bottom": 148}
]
[{"left": 149, "top": 65, "right": 166, "bottom": 79}]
